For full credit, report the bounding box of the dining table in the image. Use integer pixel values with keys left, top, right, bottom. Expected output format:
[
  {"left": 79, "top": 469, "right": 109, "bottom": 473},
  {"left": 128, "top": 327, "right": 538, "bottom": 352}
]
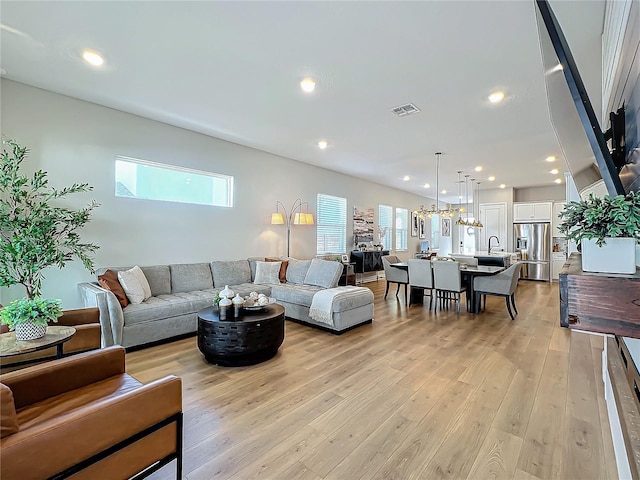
[{"left": 390, "top": 261, "right": 505, "bottom": 313}]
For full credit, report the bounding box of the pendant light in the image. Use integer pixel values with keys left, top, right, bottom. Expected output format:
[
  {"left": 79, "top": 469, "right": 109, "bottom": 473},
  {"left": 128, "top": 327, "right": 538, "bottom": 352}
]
[
  {"left": 414, "top": 152, "right": 462, "bottom": 220},
  {"left": 473, "top": 181, "right": 484, "bottom": 228}
]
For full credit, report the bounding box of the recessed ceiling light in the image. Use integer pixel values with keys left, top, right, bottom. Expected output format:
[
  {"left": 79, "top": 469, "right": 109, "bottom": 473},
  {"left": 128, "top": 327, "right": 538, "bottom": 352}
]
[
  {"left": 423, "top": 183, "right": 430, "bottom": 189},
  {"left": 474, "top": 166, "right": 483, "bottom": 172},
  {"left": 499, "top": 184, "right": 506, "bottom": 189},
  {"left": 554, "top": 178, "right": 562, "bottom": 184},
  {"left": 403, "top": 175, "right": 410, "bottom": 182},
  {"left": 488, "top": 176, "right": 495, "bottom": 181},
  {"left": 317, "top": 140, "right": 328, "bottom": 150},
  {"left": 441, "top": 189, "right": 447, "bottom": 194},
  {"left": 300, "top": 77, "right": 316, "bottom": 93},
  {"left": 545, "top": 155, "right": 556, "bottom": 163},
  {"left": 549, "top": 168, "right": 559, "bottom": 174},
  {"left": 82, "top": 49, "right": 104, "bottom": 67},
  {"left": 488, "top": 91, "right": 505, "bottom": 104}
]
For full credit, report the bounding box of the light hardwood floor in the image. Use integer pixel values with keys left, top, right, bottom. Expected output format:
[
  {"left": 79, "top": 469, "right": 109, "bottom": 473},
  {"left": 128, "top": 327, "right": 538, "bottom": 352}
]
[{"left": 127, "top": 279, "right": 618, "bottom": 480}]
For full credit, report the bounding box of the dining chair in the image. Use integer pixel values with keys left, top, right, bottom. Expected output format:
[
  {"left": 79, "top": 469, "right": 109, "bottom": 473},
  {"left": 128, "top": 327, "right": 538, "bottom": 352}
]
[
  {"left": 432, "top": 260, "right": 466, "bottom": 315},
  {"left": 473, "top": 263, "right": 522, "bottom": 320},
  {"left": 382, "top": 255, "right": 409, "bottom": 303},
  {"left": 407, "top": 259, "right": 434, "bottom": 309}
]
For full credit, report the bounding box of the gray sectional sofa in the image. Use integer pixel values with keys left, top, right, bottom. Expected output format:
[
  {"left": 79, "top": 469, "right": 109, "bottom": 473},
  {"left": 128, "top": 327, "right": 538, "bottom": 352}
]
[{"left": 79, "top": 257, "right": 374, "bottom": 348}]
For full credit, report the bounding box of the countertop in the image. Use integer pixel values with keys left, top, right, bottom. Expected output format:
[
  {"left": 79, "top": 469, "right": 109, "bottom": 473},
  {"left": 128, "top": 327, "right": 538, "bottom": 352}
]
[{"left": 450, "top": 251, "right": 517, "bottom": 258}]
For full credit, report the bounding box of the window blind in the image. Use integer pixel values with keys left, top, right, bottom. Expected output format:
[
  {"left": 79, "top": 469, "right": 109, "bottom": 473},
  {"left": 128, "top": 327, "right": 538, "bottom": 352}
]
[
  {"left": 317, "top": 193, "right": 347, "bottom": 255},
  {"left": 378, "top": 204, "right": 393, "bottom": 250},
  {"left": 395, "top": 207, "right": 408, "bottom": 251}
]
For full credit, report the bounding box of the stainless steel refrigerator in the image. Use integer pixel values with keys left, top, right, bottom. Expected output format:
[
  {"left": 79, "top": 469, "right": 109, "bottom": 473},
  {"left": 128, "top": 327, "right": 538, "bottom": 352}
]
[{"left": 514, "top": 222, "right": 551, "bottom": 281}]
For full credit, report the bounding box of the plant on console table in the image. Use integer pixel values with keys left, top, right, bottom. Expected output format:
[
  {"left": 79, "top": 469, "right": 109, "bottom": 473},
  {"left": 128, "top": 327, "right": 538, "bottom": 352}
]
[
  {"left": 0, "top": 139, "right": 100, "bottom": 340},
  {"left": 558, "top": 192, "right": 640, "bottom": 274}
]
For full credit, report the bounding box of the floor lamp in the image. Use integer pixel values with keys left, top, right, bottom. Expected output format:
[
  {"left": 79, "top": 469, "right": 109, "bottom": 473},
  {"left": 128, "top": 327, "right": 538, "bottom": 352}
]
[{"left": 271, "top": 198, "right": 314, "bottom": 257}]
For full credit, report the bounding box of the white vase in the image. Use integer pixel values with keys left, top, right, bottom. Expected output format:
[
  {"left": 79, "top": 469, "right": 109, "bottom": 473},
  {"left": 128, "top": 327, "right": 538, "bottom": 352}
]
[
  {"left": 15, "top": 322, "right": 47, "bottom": 341},
  {"left": 581, "top": 237, "right": 637, "bottom": 274}
]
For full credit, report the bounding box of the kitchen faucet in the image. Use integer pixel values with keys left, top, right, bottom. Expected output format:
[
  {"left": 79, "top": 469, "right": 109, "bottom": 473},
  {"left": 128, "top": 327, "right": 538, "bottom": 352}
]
[{"left": 488, "top": 235, "right": 500, "bottom": 254}]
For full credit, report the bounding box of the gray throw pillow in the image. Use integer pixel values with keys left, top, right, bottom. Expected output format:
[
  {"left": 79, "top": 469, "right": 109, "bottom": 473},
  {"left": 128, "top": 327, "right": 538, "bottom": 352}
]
[
  {"left": 286, "top": 259, "right": 312, "bottom": 284},
  {"left": 303, "top": 258, "right": 343, "bottom": 288}
]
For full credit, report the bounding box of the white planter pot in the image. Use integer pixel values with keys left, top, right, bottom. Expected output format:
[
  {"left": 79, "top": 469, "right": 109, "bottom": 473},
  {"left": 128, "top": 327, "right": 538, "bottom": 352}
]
[
  {"left": 581, "top": 237, "right": 637, "bottom": 274},
  {"left": 15, "top": 322, "right": 47, "bottom": 341}
]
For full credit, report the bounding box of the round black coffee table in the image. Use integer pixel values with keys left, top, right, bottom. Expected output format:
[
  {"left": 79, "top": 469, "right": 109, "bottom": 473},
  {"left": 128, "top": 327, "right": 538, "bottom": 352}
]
[{"left": 197, "top": 304, "right": 285, "bottom": 366}]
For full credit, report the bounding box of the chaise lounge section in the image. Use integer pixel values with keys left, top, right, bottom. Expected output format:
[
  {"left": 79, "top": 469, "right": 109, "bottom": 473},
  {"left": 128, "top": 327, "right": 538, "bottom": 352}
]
[{"left": 79, "top": 257, "right": 374, "bottom": 348}]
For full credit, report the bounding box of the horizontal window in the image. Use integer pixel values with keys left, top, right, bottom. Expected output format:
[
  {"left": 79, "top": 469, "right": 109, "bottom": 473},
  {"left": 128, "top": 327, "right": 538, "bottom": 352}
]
[{"left": 115, "top": 156, "right": 233, "bottom": 207}]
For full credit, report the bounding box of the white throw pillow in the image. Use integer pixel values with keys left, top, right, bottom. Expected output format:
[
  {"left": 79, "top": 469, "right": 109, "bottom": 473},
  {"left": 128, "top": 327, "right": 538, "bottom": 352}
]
[
  {"left": 129, "top": 265, "right": 152, "bottom": 300},
  {"left": 254, "top": 261, "right": 282, "bottom": 285},
  {"left": 117, "top": 269, "right": 145, "bottom": 304}
]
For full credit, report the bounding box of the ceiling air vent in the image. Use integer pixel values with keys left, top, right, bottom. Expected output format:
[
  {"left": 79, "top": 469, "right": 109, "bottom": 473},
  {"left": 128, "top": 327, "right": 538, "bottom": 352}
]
[{"left": 391, "top": 103, "right": 420, "bottom": 117}]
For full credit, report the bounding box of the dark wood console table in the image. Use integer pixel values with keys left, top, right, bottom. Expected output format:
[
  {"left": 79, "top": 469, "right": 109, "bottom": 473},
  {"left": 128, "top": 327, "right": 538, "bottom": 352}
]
[
  {"left": 559, "top": 253, "right": 640, "bottom": 336},
  {"left": 350, "top": 250, "right": 389, "bottom": 283}
]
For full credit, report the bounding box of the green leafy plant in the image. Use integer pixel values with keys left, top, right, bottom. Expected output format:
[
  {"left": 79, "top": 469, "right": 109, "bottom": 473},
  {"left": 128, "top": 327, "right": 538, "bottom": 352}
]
[
  {"left": 558, "top": 192, "right": 640, "bottom": 246},
  {"left": 213, "top": 291, "right": 221, "bottom": 307},
  {"left": 0, "top": 297, "right": 62, "bottom": 330},
  {"left": 0, "top": 138, "right": 100, "bottom": 299}
]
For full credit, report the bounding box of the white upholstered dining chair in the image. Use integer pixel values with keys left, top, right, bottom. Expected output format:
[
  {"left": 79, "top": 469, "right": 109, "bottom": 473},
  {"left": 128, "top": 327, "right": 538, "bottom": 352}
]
[
  {"left": 473, "top": 263, "right": 522, "bottom": 320},
  {"left": 407, "top": 259, "right": 434, "bottom": 309},
  {"left": 432, "top": 260, "right": 466, "bottom": 315},
  {"left": 382, "top": 255, "right": 409, "bottom": 303}
]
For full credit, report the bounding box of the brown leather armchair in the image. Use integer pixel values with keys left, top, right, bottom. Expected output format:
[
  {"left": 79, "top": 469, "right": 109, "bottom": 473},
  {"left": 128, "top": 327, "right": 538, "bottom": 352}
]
[
  {"left": 0, "top": 346, "right": 182, "bottom": 479},
  {"left": 1, "top": 307, "right": 102, "bottom": 371}
]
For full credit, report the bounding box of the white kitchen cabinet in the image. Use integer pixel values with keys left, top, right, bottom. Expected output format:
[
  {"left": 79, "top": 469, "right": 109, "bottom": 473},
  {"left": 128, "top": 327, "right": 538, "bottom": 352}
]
[
  {"left": 552, "top": 202, "right": 566, "bottom": 237},
  {"left": 551, "top": 252, "right": 567, "bottom": 280},
  {"left": 513, "top": 202, "right": 552, "bottom": 222}
]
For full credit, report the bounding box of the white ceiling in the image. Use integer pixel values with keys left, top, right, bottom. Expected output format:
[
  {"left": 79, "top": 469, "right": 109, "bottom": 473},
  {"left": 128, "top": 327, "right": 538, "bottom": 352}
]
[{"left": 0, "top": 1, "right": 605, "bottom": 204}]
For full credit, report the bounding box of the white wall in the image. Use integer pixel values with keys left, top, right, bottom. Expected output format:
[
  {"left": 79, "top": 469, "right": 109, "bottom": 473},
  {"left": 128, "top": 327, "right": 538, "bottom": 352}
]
[
  {"left": 1, "top": 80, "right": 433, "bottom": 308},
  {"left": 514, "top": 185, "right": 565, "bottom": 202}
]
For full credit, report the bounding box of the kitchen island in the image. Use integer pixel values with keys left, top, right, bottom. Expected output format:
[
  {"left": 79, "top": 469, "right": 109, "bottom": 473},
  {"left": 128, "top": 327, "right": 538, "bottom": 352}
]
[{"left": 449, "top": 251, "right": 518, "bottom": 267}]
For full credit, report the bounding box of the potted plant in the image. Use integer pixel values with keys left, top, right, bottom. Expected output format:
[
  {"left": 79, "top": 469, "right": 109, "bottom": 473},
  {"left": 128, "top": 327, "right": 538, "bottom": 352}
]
[
  {"left": 0, "top": 139, "right": 99, "bottom": 339},
  {"left": 558, "top": 192, "right": 640, "bottom": 274},
  {"left": 0, "top": 298, "right": 63, "bottom": 340}
]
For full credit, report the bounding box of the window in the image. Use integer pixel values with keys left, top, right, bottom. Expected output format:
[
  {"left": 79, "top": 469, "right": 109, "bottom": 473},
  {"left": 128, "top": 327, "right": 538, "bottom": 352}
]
[
  {"left": 378, "top": 204, "right": 393, "bottom": 250},
  {"left": 462, "top": 219, "right": 476, "bottom": 254},
  {"left": 431, "top": 215, "right": 440, "bottom": 250},
  {"left": 115, "top": 156, "right": 233, "bottom": 207},
  {"left": 317, "top": 193, "right": 347, "bottom": 255},
  {"left": 395, "top": 207, "right": 408, "bottom": 250}
]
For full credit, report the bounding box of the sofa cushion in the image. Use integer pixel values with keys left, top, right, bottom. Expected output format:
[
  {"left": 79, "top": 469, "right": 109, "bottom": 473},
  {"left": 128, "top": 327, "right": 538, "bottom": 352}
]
[
  {"left": 0, "top": 383, "right": 18, "bottom": 438},
  {"left": 97, "top": 269, "right": 129, "bottom": 308},
  {"left": 331, "top": 287, "right": 375, "bottom": 311},
  {"left": 140, "top": 265, "right": 171, "bottom": 296},
  {"left": 270, "top": 284, "right": 323, "bottom": 307},
  {"left": 170, "top": 263, "right": 213, "bottom": 293},
  {"left": 254, "top": 261, "right": 282, "bottom": 285},
  {"left": 123, "top": 290, "right": 217, "bottom": 325},
  {"left": 117, "top": 269, "right": 146, "bottom": 305},
  {"left": 211, "top": 260, "right": 251, "bottom": 287},
  {"left": 285, "top": 259, "right": 312, "bottom": 284},
  {"left": 304, "top": 258, "right": 343, "bottom": 288},
  {"left": 247, "top": 257, "right": 265, "bottom": 282},
  {"left": 266, "top": 258, "right": 289, "bottom": 283}
]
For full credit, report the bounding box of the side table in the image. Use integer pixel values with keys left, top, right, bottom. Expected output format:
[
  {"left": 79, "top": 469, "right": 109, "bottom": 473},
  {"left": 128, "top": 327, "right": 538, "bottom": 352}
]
[{"left": 0, "top": 326, "right": 76, "bottom": 369}]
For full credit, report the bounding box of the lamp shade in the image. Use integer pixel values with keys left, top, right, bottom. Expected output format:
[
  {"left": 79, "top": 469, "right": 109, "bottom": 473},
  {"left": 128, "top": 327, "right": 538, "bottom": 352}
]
[
  {"left": 271, "top": 212, "right": 285, "bottom": 225},
  {"left": 305, "top": 213, "right": 314, "bottom": 225},
  {"left": 293, "top": 212, "right": 305, "bottom": 225}
]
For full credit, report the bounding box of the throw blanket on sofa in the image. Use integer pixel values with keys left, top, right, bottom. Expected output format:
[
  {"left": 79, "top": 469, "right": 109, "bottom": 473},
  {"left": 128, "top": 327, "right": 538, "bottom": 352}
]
[{"left": 309, "top": 286, "right": 364, "bottom": 326}]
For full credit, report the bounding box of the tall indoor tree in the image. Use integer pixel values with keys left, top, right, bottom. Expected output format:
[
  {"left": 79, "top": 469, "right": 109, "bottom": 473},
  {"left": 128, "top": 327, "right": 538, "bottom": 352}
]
[{"left": 0, "top": 138, "right": 100, "bottom": 300}]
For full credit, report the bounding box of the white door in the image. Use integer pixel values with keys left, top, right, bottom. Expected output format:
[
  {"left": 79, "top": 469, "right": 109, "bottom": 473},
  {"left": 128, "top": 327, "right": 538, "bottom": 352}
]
[{"left": 479, "top": 203, "right": 507, "bottom": 251}]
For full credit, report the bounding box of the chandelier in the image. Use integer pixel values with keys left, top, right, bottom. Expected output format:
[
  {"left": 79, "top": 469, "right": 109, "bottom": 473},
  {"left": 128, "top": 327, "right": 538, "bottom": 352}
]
[
  {"left": 414, "top": 152, "right": 464, "bottom": 219},
  {"left": 455, "top": 175, "right": 483, "bottom": 228}
]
